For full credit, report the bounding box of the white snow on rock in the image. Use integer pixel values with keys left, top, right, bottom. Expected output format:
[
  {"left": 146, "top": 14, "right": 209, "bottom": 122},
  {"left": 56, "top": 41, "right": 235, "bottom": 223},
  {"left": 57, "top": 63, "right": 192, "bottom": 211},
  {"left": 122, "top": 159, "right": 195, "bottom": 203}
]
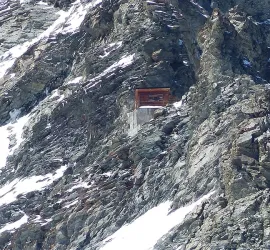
[
  {"left": 101, "top": 171, "right": 113, "bottom": 177},
  {"left": 139, "top": 106, "right": 163, "bottom": 109},
  {"left": 9, "top": 109, "right": 21, "bottom": 122},
  {"left": 103, "top": 54, "right": 135, "bottom": 73},
  {"left": 190, "top": 0, "right": 209, "bottom": 18},
  {"left": 173, "top": 100, "right": 182, "bottom": 109},
  {"left": 0, "top": 114, "right": 30, "bottom": 169},
  {"left": 254, "top": 19, "right": 270, "bottom": 25},
  {"left": 87, "top": 54, "right": 135, "bottom": 88},
  {"left": 49, "top": 89, "right": 65, "bottom": 102},
  {"left": 100, "top": 192, "right": 215, "bottom": 250},
  {"left": 0, "top": 165, "right": 67, "bottom": 207},
  {"left": 67, "top": 181, "right": 91, "bottom": 192},
  {"left": 0, "top": 0, "right": 103, "bottom": 79},
  {"left": 64, "top": 199, "right": 79, "bottom": 208},
  {"left": 183, "top": 60, "right": 189, "bottom": 66},
  {"left": 10, "top": 115, "right": 31, "bottom": 155},
  {"left": 0, "top": 125, "right": 10, "bottom": 170},
  {"left": 243, "top": 59, "right": 251, "bottom": 67},
  {"left": 20, "top": 0, "right": 30, "bottom": 4},
  {"left": 49, "top": 0, "right": 103, "bottom": 36},
  {"left": 32, "top": 215, "right": 52, "bottom": 225},
  {"left": 36, "top": 1, "right": 49, "bottom": 6},
  {"left": 176, "top": 246, "right": 184, "bottom": 250},
  {"left": 0, "top": 213, "right": 28, "bottom": 234},
  {"left": 66, "top": 76, "right": 83, "bottom": 85},
  {"left": 99, "top": 41, "right": 123, "bottom": 58},
  {"left": 262, "top": 19, "right": 270, "bottom": 25}
]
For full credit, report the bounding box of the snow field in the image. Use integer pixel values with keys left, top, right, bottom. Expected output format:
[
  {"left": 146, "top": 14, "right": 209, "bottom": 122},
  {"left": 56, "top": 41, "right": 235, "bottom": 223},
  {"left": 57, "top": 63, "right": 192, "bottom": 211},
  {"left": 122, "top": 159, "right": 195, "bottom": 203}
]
[
  {"left": 0, "top": 165, "right": 67, "bottom": 207},
  {"left": 100, "top": 191, "right": 215, "bottom": 250}
]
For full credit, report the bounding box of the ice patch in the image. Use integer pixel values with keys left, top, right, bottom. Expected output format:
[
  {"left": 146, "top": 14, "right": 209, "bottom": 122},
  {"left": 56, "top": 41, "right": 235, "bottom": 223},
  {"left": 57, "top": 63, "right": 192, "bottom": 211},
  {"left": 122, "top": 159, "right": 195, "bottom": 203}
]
[
  {"left": 0, "top": 165, "right": 67, "bottom": 207},
  {"left": 0, "top": 213, "right": 28, "bottom": 234},
  {"left": 100, "top": 192, "right": 215, "bottom": 250}
]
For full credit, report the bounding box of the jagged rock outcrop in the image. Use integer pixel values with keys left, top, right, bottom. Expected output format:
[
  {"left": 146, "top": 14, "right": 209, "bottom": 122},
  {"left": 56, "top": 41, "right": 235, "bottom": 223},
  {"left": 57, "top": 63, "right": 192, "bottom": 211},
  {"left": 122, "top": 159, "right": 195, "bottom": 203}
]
[{"left": 0, "top": 0, "right": 270, "bottom": 249}]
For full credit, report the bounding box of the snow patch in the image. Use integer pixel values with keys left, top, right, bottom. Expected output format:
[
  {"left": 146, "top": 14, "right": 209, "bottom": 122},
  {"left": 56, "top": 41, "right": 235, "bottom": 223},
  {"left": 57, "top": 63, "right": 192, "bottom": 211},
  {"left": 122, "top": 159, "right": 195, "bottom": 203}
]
[
  {"left": 146, "top": 0, "right": 157, "bottom": 4},
  {"left": 49, "top": 89, "right": 65, "bottom": 102},
  {"left": 173, "top": 100, "right": 182, "bottom": 109},
  {"left": 33, "top": 215, "right": 52, "bottom": 225},
  {"left": 0, "top": 114, "right": 30, "bottom": 169},
  {"left": 54, "top": 0, "right": 103, "bottom": 35},
  {"left": 67, "top": 181, "right": 91, "bottom": 192},
  {"left": 183, "top": 60, "right": 189, "bottom": 66},
  {"left": 139, "top": 106, "right": 163, "bottom": 109},
  {"left": 64, "top": 199, "right": 79, "bottom": 208},
  {"left": 9, "top": 115, "right": 31, "bottom": 155},
  {"left": 66, "top": 76, "right": 83, "bottom": 85},
  {"left": 0, "top": 124, "right": 10, "bottom": 169},
  {"left": 101, "top": 172, "right": 113, "bottom": 177},
  {"left": 0, "top": 0, "right": 103, "bottom": 79},
  {"left": 178, "top": 39, "right": 183, "bottom": 46},
  {"left": 20, "top": 0, "right": 30, "bottom": 4},
  {"left": 190, "top": 0, "right": 209, "bottom": 18},
  {"left": 0, "top": 165, "right": 67, "bottom": 207},
  {"left": 100, "top": 192, "right": 215, "bottom": 250},
  {"left": 0, "top": 213, "right": 28, "bottom": 234},
  {"left": 176, "top": 246, "right": 184, "bottom": 250},
  {"left": 9, "top": 109, "right": 21, "bottom": 122},
  {"left": 36, "top": 1, "right": 49, "bottom": 5},
  {"left": 243, "top": 59, "right": 251, "bottom": 67},
  {"left": 87, "top": 54, "right": 135, "bottom": 88},
  {"left": 254, "top": 19, "right": 270, "bottom": 25},
  {"left": 99, "top": 41, "right": 123, "bottom": 58}
]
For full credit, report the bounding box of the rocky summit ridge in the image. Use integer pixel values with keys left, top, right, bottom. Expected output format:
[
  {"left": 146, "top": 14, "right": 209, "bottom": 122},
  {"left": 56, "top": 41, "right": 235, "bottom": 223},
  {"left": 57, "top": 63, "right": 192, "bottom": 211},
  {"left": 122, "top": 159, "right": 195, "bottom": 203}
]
[{"left": 0, "top": 0, "right": 270, "bottom": 249}]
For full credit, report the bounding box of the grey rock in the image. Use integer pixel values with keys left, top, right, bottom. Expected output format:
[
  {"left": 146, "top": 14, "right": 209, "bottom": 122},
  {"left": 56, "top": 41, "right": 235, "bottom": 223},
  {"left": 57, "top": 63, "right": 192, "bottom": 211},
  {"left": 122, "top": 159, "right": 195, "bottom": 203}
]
[{"left": 0, "top": 0, "right": 270, "bottom": 249}]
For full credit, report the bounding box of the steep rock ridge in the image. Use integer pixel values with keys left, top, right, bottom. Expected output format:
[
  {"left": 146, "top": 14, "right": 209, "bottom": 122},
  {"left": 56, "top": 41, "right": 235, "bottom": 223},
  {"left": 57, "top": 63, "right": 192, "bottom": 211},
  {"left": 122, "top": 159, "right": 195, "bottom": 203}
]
[
  {"left": 0, "top": 0, "right": 269, "bottom": 250},
  {"left": 0, "top": 0, "right": 58, "bottom": 54}
]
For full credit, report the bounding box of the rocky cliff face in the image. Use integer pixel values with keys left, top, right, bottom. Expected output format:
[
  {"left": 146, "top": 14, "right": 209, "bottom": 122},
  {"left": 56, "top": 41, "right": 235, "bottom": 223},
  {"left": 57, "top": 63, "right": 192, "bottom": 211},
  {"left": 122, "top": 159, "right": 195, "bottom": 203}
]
[{"left": 0, "top": 0, "right": 270, "bottom": 249}]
